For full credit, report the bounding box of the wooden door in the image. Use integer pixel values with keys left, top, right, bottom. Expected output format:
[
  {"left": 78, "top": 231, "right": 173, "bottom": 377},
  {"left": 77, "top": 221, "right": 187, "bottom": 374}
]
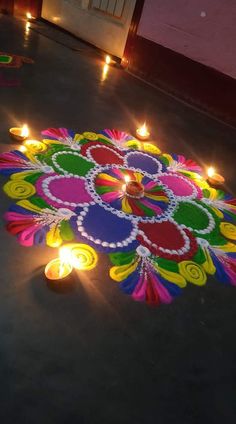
[
  {"left": 0, "top": 0, "right": 14, "bottom": 14},
  {"left": 14, "top": 0, "right": 42, "bottom": 17}
]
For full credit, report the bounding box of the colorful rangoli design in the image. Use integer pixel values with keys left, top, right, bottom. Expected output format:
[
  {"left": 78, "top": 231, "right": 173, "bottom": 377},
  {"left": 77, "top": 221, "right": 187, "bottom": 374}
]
[
  {"left": 0, "top": 128, "right": 236, "bottom": 305},
  {"left": 0, "top": 52, "right": 34, "bottom": 68}
]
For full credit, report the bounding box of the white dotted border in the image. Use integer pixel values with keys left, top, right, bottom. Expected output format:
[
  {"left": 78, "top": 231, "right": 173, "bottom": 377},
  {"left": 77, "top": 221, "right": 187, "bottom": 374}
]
[
  {"left": 175, "top": 199, "right": 216, "bottom": 235},
  {"left": 51, "top": 151, "right": 93, "bottom": 176},
  {"left": 138, "top": 217, "right": 191, "bottom": 255},
  {"left": 86, "top": 164, "right": 177, "bottom": 224},
  {"left": 41, "top": 174, "right": 95, "bottom": 208},
  {"left": 159, "top": 172, "right": 200, "bottom": 200},
  {"left": 85, "top": 144, "right": 124, "bottom": 165},
  {"left": 123, "top": 151, "right": 163, "bottom": 178},
  {"left": 76, "top": 207, "right": 139, "bottom": 249}
]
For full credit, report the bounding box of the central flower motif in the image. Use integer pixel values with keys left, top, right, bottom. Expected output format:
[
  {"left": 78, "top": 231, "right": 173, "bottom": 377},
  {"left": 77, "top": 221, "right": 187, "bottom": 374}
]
[{"left": 92, "top": 167, "right": 171, "bottom": 219}]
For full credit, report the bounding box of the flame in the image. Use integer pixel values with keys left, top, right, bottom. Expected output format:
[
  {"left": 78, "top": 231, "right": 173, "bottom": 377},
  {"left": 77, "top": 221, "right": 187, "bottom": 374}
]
[
  {"left": 72, "top": 256, "right": 82, "bottom": 270},
  {"left": 21, "top": 124, "right": 29, "bottom": 138},
  {"left": 124, "top": 175, "right": 130, "bottom": 183},
  {"left": 105, "top": 55, "right": 111, "bottom": 65},
  {"left": 101, "top": 64, "right": 109, "bottom": 81},
  {"left": 59, "top": 246, "right": 72, "bottom": 265},
  {"left": 137, "top": 122, "right": 149, "bottom": 137},
  {"left": 207, "top": 167, "right": 215, "bottom": 178},
  {"left": 59, "top": 246, "right": 73, "bottom": 277},
  {"left": 25, "top": 22, "right": 30, "bottom": 34},
  {"left": 26, "top": 12, "right": 32, "bottom": 19}
]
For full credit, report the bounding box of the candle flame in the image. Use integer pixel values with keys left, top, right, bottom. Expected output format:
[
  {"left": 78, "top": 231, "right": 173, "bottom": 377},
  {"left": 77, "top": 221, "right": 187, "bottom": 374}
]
[
  {"left": 124, "top": 175, "right": 130, "bottom": 183},
  {"left": 59, "top": 246, "right": 73, "bottom": 277},
  {"left": 25, "top": 22, "right": 30, "bottom": 33},
  {"left": 101, "top": 64, "right": 109, "bottom": 81},
  {"left": 72, "top": 256, "right": 82, "bottom": 270},
  {"left": 137, "top": 122, "right": 149, "bottom": 137},
  {"left": 26, "top": 12, "right": 32, "bottom": 19},
  {"left": 59, "top": 246, "right": 72, "bottom": 265},
  {"left": 105, "top": 55, "right": 111, "bottom": 65},
  {"left": 207, "top": 167, "right": 215, "bottom": 178},
  {"left": 21, "top": 124, "right": 29, "bottom": 138}
]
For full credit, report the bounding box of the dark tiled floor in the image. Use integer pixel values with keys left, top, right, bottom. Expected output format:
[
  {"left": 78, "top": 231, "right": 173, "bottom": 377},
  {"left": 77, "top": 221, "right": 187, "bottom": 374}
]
[{"left": 0, "top": 15, "right": 236, "bottom": 424}]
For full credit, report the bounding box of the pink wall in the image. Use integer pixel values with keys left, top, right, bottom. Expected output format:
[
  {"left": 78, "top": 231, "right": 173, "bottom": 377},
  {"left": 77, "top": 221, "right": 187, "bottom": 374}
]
[{"left": 137, "top": 0, "right": 236, "bottom": 79}]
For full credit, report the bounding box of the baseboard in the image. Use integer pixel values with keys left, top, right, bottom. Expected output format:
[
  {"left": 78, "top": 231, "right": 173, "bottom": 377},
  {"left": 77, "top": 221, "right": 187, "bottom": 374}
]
[{"left": 124, "top": 35, "right": 236, "bottom": 127}]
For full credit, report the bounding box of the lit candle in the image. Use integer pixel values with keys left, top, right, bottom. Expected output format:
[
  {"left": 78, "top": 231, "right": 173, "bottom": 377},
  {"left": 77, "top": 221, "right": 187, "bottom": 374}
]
[
  {"left": 105, "top": 55, "right": 111, "bottom": 65},
  {"left": 136, "top": 123, "right": 150, "bottom": 141},
  {"left": 25, "top": 22, "right": 30, "bottom": 34},
  {"left": 9, "top": 124, "right": 29, "bottom": 142},
  {"left": 45, "top": 257, "right": 74, "bottom": 292},
  {"left": 101, "top": 63, "right": 109, "bottom": 81},
  {"left": 26, "top": 12, "right": 35, "bottom": 20},
  {"left": 207, "top": 166, "right": 225, "bottom": 186},
  {"left": 104, "top": 55, "right": 116, "bottom": 66}
]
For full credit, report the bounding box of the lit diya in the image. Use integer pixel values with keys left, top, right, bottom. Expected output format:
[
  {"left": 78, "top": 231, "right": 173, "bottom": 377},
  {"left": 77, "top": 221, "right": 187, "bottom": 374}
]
[
  {"left": 136, "top": 122, "right": 150, "bottom": 141},
  {"left": 104, "top": 55, "right": 116, "bottom": 66},
  {"left": 45, "top": 251, "right": 74, "bottom": 293},
  {"left": 9, "top": 124, "right": 29, "bottom": 142},
  {"left": 122, "top": 175, "right": 144, "bottom": 198},
  {"left": 26, "top": 12, "right": 35, "bottom": 21},
  {"left": 207, "top": 166, "right": 225, "bottom": 186}
]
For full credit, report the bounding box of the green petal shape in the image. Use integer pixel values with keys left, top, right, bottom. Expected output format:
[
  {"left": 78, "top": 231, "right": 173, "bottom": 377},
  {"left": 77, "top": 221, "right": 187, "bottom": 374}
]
[
  {"left": 174, "top": 200, "right": 213, "bottom": 231},
  {"left": 52, "top": 152, "right": 94, "bottom": 176},
  {"left": 60, "top": 221, "right": 74, "bottom": 241},
  {"left": 109, "top": 251, "right": 136, "bottom": 266}
]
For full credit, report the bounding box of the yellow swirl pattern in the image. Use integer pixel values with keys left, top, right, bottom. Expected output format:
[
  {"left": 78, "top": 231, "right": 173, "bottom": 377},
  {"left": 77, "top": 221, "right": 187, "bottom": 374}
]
[
  {"left": 220, "top": 222, "right": 236, "bottom": 241},
  {"left": 124, "top": 140, "right": 141, "bottom": 150},
  {"left": 23, "top": 140, "right": 47, "bottom": 154},
  {"left": 61, "top": 243, "right": 98, "bottom": 270},
  {"left": 110, "top": 260, "right": 138, "bottom": 282},
  {"left": 74, "top": 133, "right": 84, "bottom": 142},
  {"left": 3, "top": 180, "right": 35, "bottom": 199},
  {"left": 143, "top": 143, "right": 161, "bottom": 155},
  {"left": 83, "top": 132, "right": 98, "bottom": 141},
  {"left": 178, "top": 261, "right": 207, "bottom": 286}
]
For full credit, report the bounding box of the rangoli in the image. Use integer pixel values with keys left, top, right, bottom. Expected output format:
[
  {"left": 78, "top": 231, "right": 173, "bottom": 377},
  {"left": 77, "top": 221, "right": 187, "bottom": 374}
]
[
  {"left": 0, "top": 52, "right": 34, "bottom": 68},
  {"left": 0, "top": 128, "right": 235, "bottom": 305}
]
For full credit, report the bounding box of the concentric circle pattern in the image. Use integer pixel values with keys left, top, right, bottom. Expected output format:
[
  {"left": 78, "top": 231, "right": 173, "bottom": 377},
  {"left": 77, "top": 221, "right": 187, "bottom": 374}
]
[{"left": 1, "top": 127, "right": 236, "bottom": 306}]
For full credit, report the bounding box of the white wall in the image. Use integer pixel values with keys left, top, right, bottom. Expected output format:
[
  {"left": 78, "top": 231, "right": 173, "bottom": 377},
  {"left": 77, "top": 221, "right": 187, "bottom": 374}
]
[
  {"left": 42, "top": 0, "right": 136, "bottom": 58},
  {"left": 137, "top": 0, "right": 236, "bottom": 79}
]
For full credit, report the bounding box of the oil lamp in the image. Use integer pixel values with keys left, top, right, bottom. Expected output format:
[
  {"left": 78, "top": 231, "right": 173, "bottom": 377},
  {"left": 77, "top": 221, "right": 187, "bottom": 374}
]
[
  {"left": 45, "top": 248, "right": 74, "bottom": 292},
  {"left": 9, "top": 124, "right": 29, "bottom": 142},
  {"left": 207, "top": 166, "right": 225, "bottom": 186},
  {"left": 136, "top": 122, "right": 150, "bottom": 141},
  {"left": 122, "top": 175, "right": 144, "bottom": 198}
]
